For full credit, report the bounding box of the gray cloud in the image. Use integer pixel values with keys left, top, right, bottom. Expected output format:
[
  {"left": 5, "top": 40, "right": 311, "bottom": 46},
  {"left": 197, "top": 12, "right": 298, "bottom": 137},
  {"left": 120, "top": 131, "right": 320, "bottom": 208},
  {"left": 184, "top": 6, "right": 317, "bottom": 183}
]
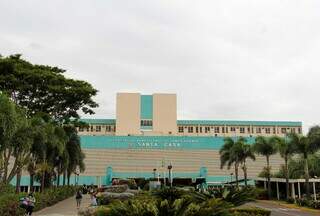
[{"left": 1, "top": 0, "right": 320, "bottom": 132}]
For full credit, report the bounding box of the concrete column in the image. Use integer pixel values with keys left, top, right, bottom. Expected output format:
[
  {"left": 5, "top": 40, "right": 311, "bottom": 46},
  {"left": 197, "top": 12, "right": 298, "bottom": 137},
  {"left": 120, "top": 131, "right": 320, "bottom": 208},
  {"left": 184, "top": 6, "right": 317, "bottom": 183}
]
[
  {"left": 313, "top": 182, "right": 317, "bottom": 201},
  {"left": 298, "top": 182, "right": 301, "bottom": 199},
  {"left": 276, "top": 182, "right": 280, "bottom": 200},
  {"left": 291, "top": 183, "right": 296, "bottom": 200}
]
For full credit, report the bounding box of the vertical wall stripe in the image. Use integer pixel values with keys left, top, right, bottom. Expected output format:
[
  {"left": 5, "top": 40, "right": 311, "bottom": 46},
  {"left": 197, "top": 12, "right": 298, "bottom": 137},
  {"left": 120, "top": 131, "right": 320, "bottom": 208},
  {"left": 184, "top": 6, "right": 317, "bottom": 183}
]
[{"left": 140, "top": 95, "right": 153, "bottom": 119}]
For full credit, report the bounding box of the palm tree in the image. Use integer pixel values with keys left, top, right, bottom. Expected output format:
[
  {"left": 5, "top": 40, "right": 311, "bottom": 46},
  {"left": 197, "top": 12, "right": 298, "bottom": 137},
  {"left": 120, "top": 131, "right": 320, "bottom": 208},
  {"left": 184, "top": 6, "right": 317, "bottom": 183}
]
[
  {"left": 291, "top": 127, "right": 320, "bottom": 198},
  {"left": 253, "top": 136, "right": 278, "bottom": 199},
  {"left": 233, "top": 142, "right": 255, "bottom": 187},
  {"left": 220, "top": 137, "right": 247, "bottom": 188},
  {"left": 275, "top": 135, "right": 295, "bottom": 200}
]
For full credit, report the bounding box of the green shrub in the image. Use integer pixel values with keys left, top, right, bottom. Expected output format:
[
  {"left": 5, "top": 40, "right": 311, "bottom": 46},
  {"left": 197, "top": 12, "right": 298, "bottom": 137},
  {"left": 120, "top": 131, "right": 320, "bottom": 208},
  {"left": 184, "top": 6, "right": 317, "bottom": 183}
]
[
  {"left": 0, "top": 185, "right": 78, "bottom": 215},
  {"left": 253, "top": 188, "right": 268, "bottom": 200},
  {"left": 231, "top": 208, "right": 271, "bottom": 216},
  {"left": 0, "top": 194, "right": 25, "bottom": 216},
  {"left": 0, "top": 183, "right": 15, "bottom": 195}
]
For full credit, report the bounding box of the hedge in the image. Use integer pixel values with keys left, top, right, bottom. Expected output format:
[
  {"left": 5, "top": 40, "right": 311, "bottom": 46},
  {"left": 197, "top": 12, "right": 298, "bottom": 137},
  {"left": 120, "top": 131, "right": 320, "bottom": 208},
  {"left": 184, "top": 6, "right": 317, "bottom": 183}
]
[
  {"left": 230, "top": 208, "right": 271, "bottom": 216},
  {"left": 0, "top": 185, "right": 79, "bottom": 216}
]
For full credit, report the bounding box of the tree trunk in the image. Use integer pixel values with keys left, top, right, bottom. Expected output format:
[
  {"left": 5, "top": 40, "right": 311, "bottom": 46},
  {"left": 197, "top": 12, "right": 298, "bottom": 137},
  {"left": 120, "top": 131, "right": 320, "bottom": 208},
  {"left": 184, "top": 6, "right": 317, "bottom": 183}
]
[
  {"left": 41, "top": 172, "right": 45, "bottom": 192},
  {"left": 67, "top": 173, "right": 70, "bottom": 186},
  {"left": 304, "top": 156, "right": 310, "bottom": 198},
  {"left": 63, "top": 172, "right": 66, "bottom": 186},
  {"left": 266, "top": 155, "right": 271, "bottom": 199},
  {"left": 15, "top": 169, "right": 22, "bottom": 193},
  {"left": 29, "top": 173, "right": 34, "bottom": 192},
  {"left": 243, "top": 160, "right": 248, "bottom": 187},
  {"left": 57, "top": 173, "right": 60, "bottom": 186},
  {"left": 235, "top": 163, "right": 239, "bottom": 189},
  {"left": 285, "top": 157, "right": 290, "bottom": 200}
]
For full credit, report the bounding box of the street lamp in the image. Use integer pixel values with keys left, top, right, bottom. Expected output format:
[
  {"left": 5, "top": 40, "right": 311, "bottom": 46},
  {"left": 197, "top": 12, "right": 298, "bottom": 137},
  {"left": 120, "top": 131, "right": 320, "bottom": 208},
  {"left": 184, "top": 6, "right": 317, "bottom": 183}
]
[{"left": 168, "top": 163, "right": 173, "bottom": 187}]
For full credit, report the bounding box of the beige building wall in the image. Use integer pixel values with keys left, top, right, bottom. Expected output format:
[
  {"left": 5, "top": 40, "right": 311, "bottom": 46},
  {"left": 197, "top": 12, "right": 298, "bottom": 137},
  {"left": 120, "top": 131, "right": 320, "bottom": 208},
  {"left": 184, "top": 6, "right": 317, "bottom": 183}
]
[
  {"left": 116, "top": 93, "right": 141, "bottom": 136},
  {"left": 153, "top": 93, "right": 177, "bottom": 135}
]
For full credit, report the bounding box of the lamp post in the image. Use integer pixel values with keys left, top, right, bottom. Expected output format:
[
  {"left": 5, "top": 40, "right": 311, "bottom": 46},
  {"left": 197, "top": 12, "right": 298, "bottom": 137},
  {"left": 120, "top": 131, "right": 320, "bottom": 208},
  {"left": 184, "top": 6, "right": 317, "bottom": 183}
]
[{"left": 168, "top": 163, "right": 173, "bottom": 187}]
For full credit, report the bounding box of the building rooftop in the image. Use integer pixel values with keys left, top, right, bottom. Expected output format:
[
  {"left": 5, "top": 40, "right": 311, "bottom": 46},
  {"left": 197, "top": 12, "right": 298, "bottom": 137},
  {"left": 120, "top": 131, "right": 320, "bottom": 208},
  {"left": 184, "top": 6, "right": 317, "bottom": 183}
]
[{"left": 79, "top": 118, "right": 302, "bottom": 127}]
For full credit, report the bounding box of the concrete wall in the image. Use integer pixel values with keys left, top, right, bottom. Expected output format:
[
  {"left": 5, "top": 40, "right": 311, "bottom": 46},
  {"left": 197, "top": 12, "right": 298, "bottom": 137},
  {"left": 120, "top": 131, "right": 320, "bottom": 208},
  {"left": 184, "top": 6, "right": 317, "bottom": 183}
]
[
  {"left": 153, "top": 93, "right": 177, "bottom": 135},
  {"left": 116, "top": 93, "right": 141, "bottom": 136}
]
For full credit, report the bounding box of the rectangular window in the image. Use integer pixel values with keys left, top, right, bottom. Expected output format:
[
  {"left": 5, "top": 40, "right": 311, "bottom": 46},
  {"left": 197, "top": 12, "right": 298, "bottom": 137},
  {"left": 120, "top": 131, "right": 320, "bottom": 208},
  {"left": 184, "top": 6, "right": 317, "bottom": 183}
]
[
  {"left": 247, "top": 127, "right": 250, "bottom": 133},
  {"left": 86, "top": 127, "right": 89, "bottom": 132},
  {"left": 96, "top": 125, "right": 101, "bottom": 132},
  {"left": 78, "top": 127, "right": 84, "bottom": 132},
  {"left": 195, "top": 126, "right": 199, "bottom": 133},
  {"left": 106, "top": 125, "right": 111, "bottom": 132},
  {"left": 214, "top": 127, "right": 220, "bottom": 133},
  {"left": 265, "top": 128, "right": 270, "bottom": 134},
  {"left": 298, "top": 127, "right": 302, "bottom": 134},
  {"left": 222, "top": 127, "right": 225, "bottom": 133},
  {"left": 256, "top": 127, "right": 261, "bottom": 133},
  {"left": 281, "top": 128, "right": 287, "bottom": 134},
  {"left": 199, "top": 127, "right": 202, "bottom": 133},
  {"left": 188, "top": 126, "right": 193, "bottom": 133},
  {"left": 90, "top": 126, "right": 94, "bottom": 132},
  {"left": 141, "top": 120, "right": 153, "bottom": 126},
  {"left": 178, "top": 126, "right": 184, "bottom": 133},
  {"left": 240, "top": 127, "right": 245, "bottom": 133},
  {"left": 273, "top": 127, "right": 276, "bottom": 134},
  {"left": 291, "top": 128, "right": 296, "bottom": 133},
  {"left": 226, "top": 127, "right": 228, "bottom": 133},
  {"left": 230, "top": 127, "right": 236, "bottom": 132},
  {"left": 205, "top": 126, "right": 210, "bottom": 133}
]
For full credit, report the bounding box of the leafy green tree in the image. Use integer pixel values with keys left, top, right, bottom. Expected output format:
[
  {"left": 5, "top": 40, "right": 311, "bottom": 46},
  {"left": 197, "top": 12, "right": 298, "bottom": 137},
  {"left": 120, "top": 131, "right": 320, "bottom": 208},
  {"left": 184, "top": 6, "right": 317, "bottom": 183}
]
[
  {"left": 253, "top": 136, "right": 278, "bottom": 199},
  {"left": 290, "top": 128, "right": 320, "bottom": 198},
  {"left": 220, "top": 137, "right": 248, "bottom": 188},
  {"left": 274, "top": 135, "right": 295, "bottom": 200},
  {"left": 0, "top": 54, "right": 98, "bottom": 122},
  {"left": 232, "top": 141, "right": 255, "bottom": 187},
  {"left": 0, "top": 94, "right": 33, "bottom": 185}
]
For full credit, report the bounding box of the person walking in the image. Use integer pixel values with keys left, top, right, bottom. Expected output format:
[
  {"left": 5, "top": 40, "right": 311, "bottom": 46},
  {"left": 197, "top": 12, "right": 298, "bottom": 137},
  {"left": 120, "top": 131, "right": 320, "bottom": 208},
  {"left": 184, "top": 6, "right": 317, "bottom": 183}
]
[
  {"left": 25, "top": 192, "right": 36, "bottom": 216},
  {"left": 75, "top": 190, "right": 83, "bottom": 208}
]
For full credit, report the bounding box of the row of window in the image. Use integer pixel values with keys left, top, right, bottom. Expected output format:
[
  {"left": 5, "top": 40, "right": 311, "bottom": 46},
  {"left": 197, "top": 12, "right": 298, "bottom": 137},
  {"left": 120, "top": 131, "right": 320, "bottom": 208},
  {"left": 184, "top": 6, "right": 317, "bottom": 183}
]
[
  {"left": 78, "top": 125, "right": 114, "bottom": 132},
  {"left": 178, "top": 126, "right": 301, "bottom": 134},
  {"left": 141, "top": 120, "right": 153, "bottom": 126}
]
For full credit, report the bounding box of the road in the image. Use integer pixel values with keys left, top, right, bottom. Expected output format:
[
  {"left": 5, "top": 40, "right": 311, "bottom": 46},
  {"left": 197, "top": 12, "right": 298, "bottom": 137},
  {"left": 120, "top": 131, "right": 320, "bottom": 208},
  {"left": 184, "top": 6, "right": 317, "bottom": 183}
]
[{"left": 244, "top": 200, "right": 320, "bottom": 216}]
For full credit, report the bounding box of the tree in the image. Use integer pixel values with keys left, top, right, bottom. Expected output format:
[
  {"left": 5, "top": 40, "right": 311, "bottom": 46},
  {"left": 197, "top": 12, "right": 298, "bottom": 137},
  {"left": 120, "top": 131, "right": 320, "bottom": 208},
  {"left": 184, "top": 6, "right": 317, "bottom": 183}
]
[
  {"left": 253, "top": 136, "right": 278, "bottom": 199},
  {"left": 0, "top": 54, "right": 98, "bottom": 122},
  {"left": 275, "top": 135, "right": 295, "bottom": 200},
  {"left": 291, "top": 127, "right": 320, "bottom": 198},
  {"left": 220, "top": 137, "right": 248, "bottom": 188},
  {"left": 232, "top": 141, "right": 255, "bottom": 187},
  {"left": 0, "top": 94, "right": 33, "bottom": 185}
]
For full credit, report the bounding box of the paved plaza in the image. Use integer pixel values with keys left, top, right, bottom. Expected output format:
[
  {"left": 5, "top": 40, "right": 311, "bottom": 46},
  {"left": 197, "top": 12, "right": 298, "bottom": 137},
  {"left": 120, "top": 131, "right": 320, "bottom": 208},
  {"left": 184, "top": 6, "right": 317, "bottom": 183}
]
[{"left": 34, "top": 194, "right": 91, "bottom": 216}]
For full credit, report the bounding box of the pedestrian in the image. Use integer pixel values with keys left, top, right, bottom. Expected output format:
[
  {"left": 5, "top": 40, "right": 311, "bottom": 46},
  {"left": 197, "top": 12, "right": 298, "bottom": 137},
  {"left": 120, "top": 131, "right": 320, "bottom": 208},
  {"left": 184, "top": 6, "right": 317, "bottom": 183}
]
[
  {"left": 90, "top": 193, "right": 97, "bottom": 207},
  {"left": 25, "top": 192, "right": 36, "bottom": 216},
  {"left": 75, "top": 190, "right": 83, "bottom": 208}
]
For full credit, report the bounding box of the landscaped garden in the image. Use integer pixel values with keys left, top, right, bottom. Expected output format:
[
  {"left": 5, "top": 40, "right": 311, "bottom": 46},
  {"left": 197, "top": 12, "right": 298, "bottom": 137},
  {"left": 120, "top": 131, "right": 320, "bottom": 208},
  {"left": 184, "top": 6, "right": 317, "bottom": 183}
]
[{"left": 79, "top": 185, "right": 271, "bottom": 216}]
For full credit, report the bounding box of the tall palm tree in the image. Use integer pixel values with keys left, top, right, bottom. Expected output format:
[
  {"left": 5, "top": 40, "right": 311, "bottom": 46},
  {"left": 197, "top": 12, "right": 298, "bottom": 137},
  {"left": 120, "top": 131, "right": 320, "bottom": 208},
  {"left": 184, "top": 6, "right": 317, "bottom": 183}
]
[
  {"left": 275, "top": 135, "right": 295, "bottom": 200},
  {"left": 220, "top": 137, "right": 247, "bottom": 188},
  {"left": 291, "top": 127, "right": 320, "bottom": 198},
  {"left": 233, "top": 142, "right": 255, "bottom": 187},
  {"left": 254, "top": 136, "right": 278, "bottom": 199}
]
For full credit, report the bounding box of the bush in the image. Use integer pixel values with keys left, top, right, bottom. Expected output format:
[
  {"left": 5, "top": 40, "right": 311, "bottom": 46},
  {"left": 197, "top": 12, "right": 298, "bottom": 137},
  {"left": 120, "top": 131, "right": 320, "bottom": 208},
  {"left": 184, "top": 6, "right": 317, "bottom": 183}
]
[
  {"left": 231, "top": 208, "right": 271, "bottom": 216},
  {"left": 0, "top": 186, "right": 78, "bottom": 215},
  {"left": 295, "top": 198, "right": 320, "bottom": 209},
  {"left": 253, "top": 188, "right": 268, "bottom": 200},
  {"left": 0, "top": 183, "right": 15, "bottom": 194},
  {"left": 0, "top": 194, "right": 25, "bottom": 216}
]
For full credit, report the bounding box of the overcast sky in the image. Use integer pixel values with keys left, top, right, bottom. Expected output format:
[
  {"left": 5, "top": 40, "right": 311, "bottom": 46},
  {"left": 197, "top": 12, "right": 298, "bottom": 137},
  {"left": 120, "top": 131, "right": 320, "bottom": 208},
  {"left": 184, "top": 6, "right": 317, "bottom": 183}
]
[{"left": 1, "top": 0, "right": 320, "bottom": 132}]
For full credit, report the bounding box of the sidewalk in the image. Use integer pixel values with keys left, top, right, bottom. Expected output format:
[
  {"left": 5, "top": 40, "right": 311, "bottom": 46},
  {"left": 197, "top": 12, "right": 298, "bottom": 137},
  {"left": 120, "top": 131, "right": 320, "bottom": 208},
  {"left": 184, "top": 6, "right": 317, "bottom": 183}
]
[{"left": 34, "top": 194, "right": 91, "bottom": 216}]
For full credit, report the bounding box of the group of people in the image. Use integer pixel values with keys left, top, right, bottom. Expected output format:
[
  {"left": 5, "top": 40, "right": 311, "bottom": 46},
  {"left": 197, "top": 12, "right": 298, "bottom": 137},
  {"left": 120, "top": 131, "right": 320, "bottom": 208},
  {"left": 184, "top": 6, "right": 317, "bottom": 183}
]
[
  {"left": 75, "top": 184, "right": 100, "bottom": 209},
  {"left": 20, "top": 192, "right": 36, "bottom": 216}
]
